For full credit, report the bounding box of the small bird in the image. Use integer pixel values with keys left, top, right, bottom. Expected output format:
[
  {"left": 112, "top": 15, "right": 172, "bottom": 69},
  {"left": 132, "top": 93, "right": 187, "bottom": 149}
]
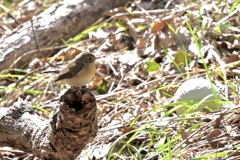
[{"left": 54, "top": 52, "right": 96, "bottom": 87}]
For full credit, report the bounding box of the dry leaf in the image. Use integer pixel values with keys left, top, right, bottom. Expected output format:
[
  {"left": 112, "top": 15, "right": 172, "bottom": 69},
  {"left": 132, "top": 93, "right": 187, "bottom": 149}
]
[
  {"left": 206, "top": 129, "right": 222, "bottom": 140},
  {"left": 64, "top": 49, "right": 81, "bottom": 60},
  {"left": 224, "top": 54, "right": 240, "bottom": 64},
  {"left": 136, "top": 38, "right": 146, "bottom": 50},
  {"left": 151, "top": 17, "right": 174, "bottom": 34},
  {"left": 181, "top": 130, "right": 192, "bottom": 144},
  {"left": 120, "top": 126, "right": 136, "bottom": 134},
  {"left": 181, "top": 130, "right": 188, "bottom": 140},
  {"left": 214, "top": 113, "right": 225, "bottom": 129},
  {"left": 153, "top": 34, "right": 161, "bottom": 50},
  {"left": 120, "top": 126, "right": 137, "bottom": 139}
]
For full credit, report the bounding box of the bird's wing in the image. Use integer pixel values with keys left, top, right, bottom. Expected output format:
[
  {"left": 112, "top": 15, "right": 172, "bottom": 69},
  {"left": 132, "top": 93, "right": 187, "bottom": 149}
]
[{"left": 54, "top": 62, "right": 84, "bottom": 81}]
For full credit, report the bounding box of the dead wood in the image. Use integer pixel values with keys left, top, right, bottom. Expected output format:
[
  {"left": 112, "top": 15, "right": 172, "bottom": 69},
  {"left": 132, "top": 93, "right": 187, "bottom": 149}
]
[
  {"left": 0, "top": 0, "right": 129, "bottom": 71},
  {"left": 0, "top": 87, "right": 98, "bottom": 160}
]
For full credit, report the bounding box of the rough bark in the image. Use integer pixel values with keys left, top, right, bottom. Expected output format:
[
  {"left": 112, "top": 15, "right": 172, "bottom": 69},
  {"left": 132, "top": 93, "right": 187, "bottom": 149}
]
[
  {"left": 0, "top": 0, "right": 128, "bottom": 71},
  {"left": 0, "top": 87, "right": 98, "bottom": 160}
]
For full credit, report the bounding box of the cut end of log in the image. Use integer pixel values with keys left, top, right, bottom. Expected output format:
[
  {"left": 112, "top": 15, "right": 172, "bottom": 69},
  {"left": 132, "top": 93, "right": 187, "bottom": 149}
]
[
  {"left": 47, "top": 87, "right": 98, "bottom": 159},
  {"left": 60, "top": 87, "right": 95, "bottom": 111}
]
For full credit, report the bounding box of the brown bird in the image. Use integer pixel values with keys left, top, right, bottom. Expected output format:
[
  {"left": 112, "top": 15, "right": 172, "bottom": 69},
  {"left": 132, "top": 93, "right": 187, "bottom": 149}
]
[{"left": 54, "top": 52, "right": 96, "bottom": 87}]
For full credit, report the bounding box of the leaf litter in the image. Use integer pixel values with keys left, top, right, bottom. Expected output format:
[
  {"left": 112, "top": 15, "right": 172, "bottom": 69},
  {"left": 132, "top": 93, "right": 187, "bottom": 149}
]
[{"left": 0, "top": 0, "right": 240, "bottom": 159}]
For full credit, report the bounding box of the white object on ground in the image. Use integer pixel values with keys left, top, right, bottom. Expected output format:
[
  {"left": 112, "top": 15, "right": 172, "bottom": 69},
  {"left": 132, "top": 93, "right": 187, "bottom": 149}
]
[{"left": 173, "top": 78, "right": 221, "bottom": 115}]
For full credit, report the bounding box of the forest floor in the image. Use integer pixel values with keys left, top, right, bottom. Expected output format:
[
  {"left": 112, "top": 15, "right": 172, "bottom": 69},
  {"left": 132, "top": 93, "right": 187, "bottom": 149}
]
[{"left": 0, "top": 0, "right": 240, "bottom": 159}]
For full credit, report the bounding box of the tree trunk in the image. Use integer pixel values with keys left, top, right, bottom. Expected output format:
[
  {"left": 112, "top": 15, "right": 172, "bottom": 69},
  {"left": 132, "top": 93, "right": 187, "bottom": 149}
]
[{"left": 0, "top": 0, "right": 128, "bottom": 71}]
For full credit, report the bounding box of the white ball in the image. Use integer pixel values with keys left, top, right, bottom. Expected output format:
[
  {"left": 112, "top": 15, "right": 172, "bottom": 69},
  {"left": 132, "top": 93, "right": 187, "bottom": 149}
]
[{"left": 173, "top": 78, "right": 221, "bottom": 115}]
